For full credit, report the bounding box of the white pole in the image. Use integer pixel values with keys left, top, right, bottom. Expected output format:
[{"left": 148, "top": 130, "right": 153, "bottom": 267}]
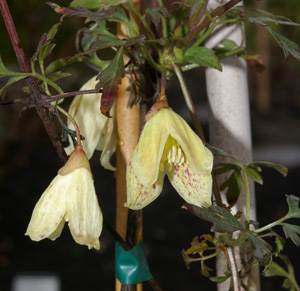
[{"left": 205, "top": 1, "right": 259, "bottom": 290}]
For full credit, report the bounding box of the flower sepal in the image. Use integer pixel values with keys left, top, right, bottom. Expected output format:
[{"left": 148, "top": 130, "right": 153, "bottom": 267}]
[{"left": 59, "top": 145, "right": 91, "bottom": 176}]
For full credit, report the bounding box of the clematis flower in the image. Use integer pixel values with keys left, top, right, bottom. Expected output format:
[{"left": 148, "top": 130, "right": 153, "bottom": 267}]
[
  {"left": 65, "top": 76, "right": 116, "bottom": 171},
  {"left": 25, "top": 145, "right": 103, "bottom": 250},
  {"left": 126, "top": 103, "right": 213, "bottom": 210}
]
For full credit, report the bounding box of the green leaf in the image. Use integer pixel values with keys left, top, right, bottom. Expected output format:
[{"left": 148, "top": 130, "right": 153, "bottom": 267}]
[
  {"left": 183, "top": 204, "right": 245, "bottom": 233},
  {"left": 0, "top": 76, "right": 26, "bottom": 100},
  {"left": 247, "top": 233, "right": 272, "bottom": 264},
  {"left": 49, "top": 4, "right": 131, "bottom": 27},
  {"left": 99, "top": 0, "right": 128, "bottom": 7},
  {"left": 96, "top": 47, "right": 124, "bottom": 117},
  {"left": 233, "top": 7, "right": 300, "bottom": 26},
  {"left": 246, "top": 165, "right": 263, "bottom": 185},
  {"left": 101, "top": 6, "right": 132, "bottom": 28},
  {"left": 0, "top": 55, "right": 12, "bottom": 76},
  {"left": 45, "top": 56, "right": 82, "bottom": 76},
  {"left": 265, "top": 26, "right": 300, "bottom": 62},
  {"left": 222, "top": 39, "right": 238, "bottom": 50},
  {"left": 184, "top": 46, "right": 222, "bottom": 71},
  {"left": 70, "top": 0, "right": 104, "bottom": 9},
  {"left": 214, "top": 40, "right": 238, "bottom": 56},
  {"left": 72, "top": 35, "right": 126, "bottom": 60},
  {"left": 31, "top": 23, "right": 60, "bottom": 66},
  {"left": 145, "top": 7, "right": 168, "bottom": 27},
  {"left": 282, "top": 223, "right": 300, "bottom": 247},
  {"left": 283, "top": 278, "right": 296, "bottom": 291},
  {"left": 214, "top": 163, "right": 241, "bottom": 176},
  {"left": 264, "top": 261, "right": 289, "bottom": 278},
  {"left": 201, "top": 260, "right": 212, "bottom": 277},
  {"left": 189, "top": 0, "right": 208, "bottom": 29},
  {"left": 264, "top": 255, "right": 299, "bottom": 291},
  {"left": 210, "top": 272, "right": 231, "bottom": 283},
  {"left": 220, "top": 170, "right": 245, "bottom": 206},
  {"left": 46, "top": 71, "right": 71, "bottom": 82},
  {"left": 285, "top": 195, "right": 300, "bottom": 219},
  {"left": 275, "top": 235, "right": 285, "bottom": 256},
  {"left": 70, "top": 0, "right": 129, "bottom": 10},
  {"left": 79, "top": 26, "right": 111, "bottom": 69},
  {"left": 249, "top": 16, "right": 300, "bottom": 27},
  {"left": 206, "top": 144, "right": 242, "bottom": 167},
  {"left": 250, "top": 161, "right": 288, "bottom": 177}
]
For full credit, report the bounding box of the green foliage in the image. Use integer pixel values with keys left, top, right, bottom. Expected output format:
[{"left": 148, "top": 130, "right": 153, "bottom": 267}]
[
  {"left": 264, "top": 255, "right": 300, "bottom": 291},
  {"left": 266, "top": 27, "right": 300, "bottom": 61},
  {"left": 1, "top": 1, "right": 300, "bottom": 289},
  {"left": 183, "top": 204, "right": 244, "bottom": 233},
  {"left": 145, "top": 7, "right": 168, "bottom": 27},
  {"left": 188, "top": 0, "right": 208, "bottom": 29},
  {"left": 183, "top": 46, "right": 222, "bottom": 71}
]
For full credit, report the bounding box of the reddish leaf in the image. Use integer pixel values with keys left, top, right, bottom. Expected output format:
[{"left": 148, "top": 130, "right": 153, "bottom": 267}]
[{"left": 96, "top": 47, "right": 124, "bottom": 117}]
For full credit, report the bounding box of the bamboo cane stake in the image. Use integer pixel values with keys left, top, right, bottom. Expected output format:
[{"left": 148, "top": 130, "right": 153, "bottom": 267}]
[{"left": 115, "top": 1, "right": 142, "bottom": 289}]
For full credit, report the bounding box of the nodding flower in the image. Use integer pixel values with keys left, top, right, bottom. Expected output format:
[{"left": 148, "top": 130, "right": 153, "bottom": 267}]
[
  {"left": 125, "top": 104, "right": 213, "bottom": 210},
  {"left": 25, "top": 145, "right": 103, "bottom": 250}
]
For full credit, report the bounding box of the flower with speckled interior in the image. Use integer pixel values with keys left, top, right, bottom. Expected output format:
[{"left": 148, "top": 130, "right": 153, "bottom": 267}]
[{"left": 125, "top": 105, "right": 213, "bottom": 210}]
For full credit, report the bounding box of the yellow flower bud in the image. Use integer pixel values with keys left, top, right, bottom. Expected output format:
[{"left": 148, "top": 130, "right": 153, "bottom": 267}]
[
  {"left": 126, "top": 107, "right": 213, "bottom": 210},
  {"left": 25, "top": 146, "right": 103, "bottom": 250}
]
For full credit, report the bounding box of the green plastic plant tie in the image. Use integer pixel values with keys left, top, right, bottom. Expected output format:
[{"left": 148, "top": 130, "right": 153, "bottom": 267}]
[{"left": 115, "top": 241, "right": 152, "bottom": 285}]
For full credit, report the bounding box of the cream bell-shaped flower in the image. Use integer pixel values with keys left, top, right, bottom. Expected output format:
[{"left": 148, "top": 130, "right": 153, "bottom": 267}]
[
  {"left": 126, "top": 106, "right": 213, "bottom": 210},
  {"left": 65, "top": 76, "right": 116, "bottom": 171},
  {"left": 25, "top": 145, "right": 103, "bottom": 250}
]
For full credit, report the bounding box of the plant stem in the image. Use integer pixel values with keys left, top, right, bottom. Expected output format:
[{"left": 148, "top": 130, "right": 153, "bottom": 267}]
[
  {"left": 252, "top": 217, "right": 286, "bottom": 234},
  {"left": 57, "top": 106, "right": 81, "bottom": 146},
  {"left": 177, "top": 0, "right": 243, "bottom": 48},
  {"left": 172, "top": 62, "right": 205, "bottom": 141},
  {"left": 160, "top": 69, "right": 166, "bottom": 95},
  {"left": 157, "top": 0, "right": 167, "bottom": 38},
  {"left": 189, "top": 250, "right": 220, "bottom": 262},
  {"left": 192, "top": 22, "right": 217, "bottom": 48},
  {"left": 227, "top": 247, "right": 241, "bottom": 291},
  {"left": 243, "top": 167, "right": 250, "bottom": 230},
  {"left": 129, "top": 0, "right": 159, "bottom": 53},
  {"left": 218, "top": 47, "right": 245, "bottom": 60},
  {"left": 139, "top": 45, "right": 162, "bottom": 73},
  {"left": 0, "top": 0, "right": 67, "bottom": 162}
]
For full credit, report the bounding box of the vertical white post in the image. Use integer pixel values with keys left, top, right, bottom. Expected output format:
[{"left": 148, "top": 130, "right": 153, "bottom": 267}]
[{"left": 205, "top": 1, "right": 259, "bottom": 290}]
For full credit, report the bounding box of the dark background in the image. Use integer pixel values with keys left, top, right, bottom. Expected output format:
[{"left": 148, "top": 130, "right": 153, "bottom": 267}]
[{"left": 0, "top": 0, "right": 300, "bottom": 290}]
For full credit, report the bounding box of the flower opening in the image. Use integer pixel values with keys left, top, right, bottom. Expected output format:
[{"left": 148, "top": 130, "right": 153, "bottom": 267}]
[
  {"left": 126, "top": 107, "right": 213, "bottom": 210},
  {"left": 25, "top": 146, "right": 103, "bottom": 250}
]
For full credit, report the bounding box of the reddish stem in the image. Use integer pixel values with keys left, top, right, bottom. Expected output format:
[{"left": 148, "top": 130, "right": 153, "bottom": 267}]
[
  {"left": 177, "top": 0, "right": 242, "bottom": 48},
  {"left": 0, "top": 0, "right": 67, "bottom": 162}
]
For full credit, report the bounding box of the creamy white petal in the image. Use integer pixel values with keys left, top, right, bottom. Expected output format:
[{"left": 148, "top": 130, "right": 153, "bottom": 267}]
[
  {"left": 134, "top": 110, "right": 169, "bottom": 185},
  {"left": 25, "top": 174, "right": 69, "bottom": 241},
  {"left": 47, "top": 217, "right": 66, "bottom": 241},
  {"left": 66, "top": 168, "right": 103, "bottom": 250},
  {"left": 162, "top": 108, "right": 213, "bottom": 175},
  {"left": 97, "top": 104, "right": 117, "bottom": 171},
  {"left": 65, "top": 77, "right": 107, "bottom": 159},
  {"left": 167, "top": 161, "right": 212, "bottom": 208},
  {"left": 126, "top": 153, "right": 164, "bottom": 210}
]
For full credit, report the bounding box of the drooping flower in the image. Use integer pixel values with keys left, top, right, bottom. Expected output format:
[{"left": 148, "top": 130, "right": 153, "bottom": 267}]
[
  {"left": 65, "top": 76, "right": 116, "bottom": 171},
  {"left": 126, "top": 103, "right": 213, "bottom": 210},
  {"left": 25, "top": 145, "right": 103, "bottom": 250}
]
